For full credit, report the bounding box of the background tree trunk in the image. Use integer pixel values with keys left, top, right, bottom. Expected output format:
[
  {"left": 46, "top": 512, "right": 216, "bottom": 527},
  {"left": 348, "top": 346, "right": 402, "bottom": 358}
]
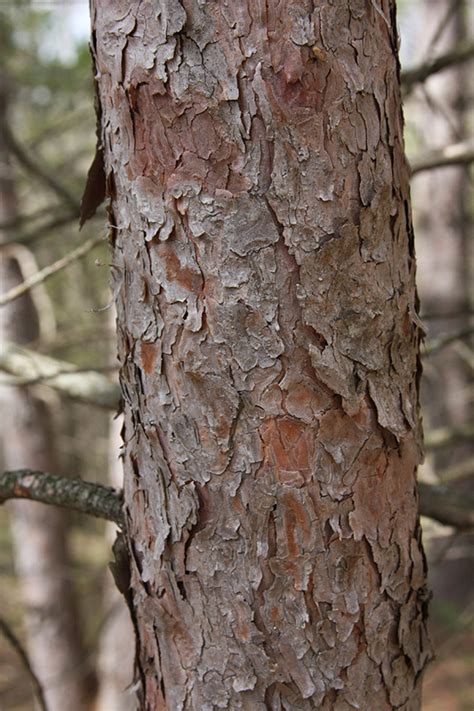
[
  {"left": 0, "top": 75, "right": 91, "bottom": 711},
  {"left": 411, "top": 0, "right": 471, "bottom": 451},
  {"left": 404, "top": 0, "right": 474, "bottom": 691},
  {"left": 92, "top": 1, "right": 431, "bottom": 708}
]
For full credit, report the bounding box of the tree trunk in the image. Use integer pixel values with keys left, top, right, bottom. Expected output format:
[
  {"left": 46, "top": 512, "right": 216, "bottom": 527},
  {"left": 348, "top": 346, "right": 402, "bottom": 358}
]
[
  {"left": 0, "top": 75, "right": 91, "bottom": 710},
  {"left": 92, "top": 2, "right": 431, "bottom": 708}
]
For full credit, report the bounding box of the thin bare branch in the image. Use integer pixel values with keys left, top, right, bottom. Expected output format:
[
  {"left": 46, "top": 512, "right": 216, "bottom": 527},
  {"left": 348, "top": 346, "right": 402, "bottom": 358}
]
[
  {"left": 419, "top": 482, "right": 474, "bottom": 530},
  {"left": 454, "top": 341, "right": 474, "bottom": 371},
  {"left": 423, "top": 325, "right": 474, "bottom": 356},
  {"left": 0, "top": 616, "right": 48, "bottom": 711},
  {"left": 424, "top": 0, "right": 459, "bottom": 57},
  {"left": 0, "top": 210, "right": 82, "bottom": 247},
  {"left": 9, "top": 363, "right": 119, "bottom": 387},
  {"left": 421, "top": 308, "right": 474, "bottom": 320},
  {"left": 410, "top": 140, "right": 474, "bottom": 175},
  {"left": 2, "top": 122, "right": 80, "bottom": 211},
  {"left": 402, "top": 41, "right": 474, "bottom": 92},
  {"left": 0, "top": 235, "right": 104, "bottom": 306},
  {"left": 0, "top": 342, "right": 121, "bottom": 409},
  {"left": 0, "top": 469, "right": 124, "bottom": 526},
  {"left": 0, "top": 203, "right": 58, "bottom": 231},
  {"left": 425, "top": 423, "right": 474, "bottom": 450},
  {"left": 442, "top": 457, "right": 474, "bottom": 483},
  {"left": 27, "top": 107, "right": 93, "bottom": 150}
]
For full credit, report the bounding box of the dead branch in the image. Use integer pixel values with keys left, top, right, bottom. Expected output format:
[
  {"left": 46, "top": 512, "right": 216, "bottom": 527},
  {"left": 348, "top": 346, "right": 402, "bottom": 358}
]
[
  {"left": 402, "top": 41, "right": 474, "bottom": 92},
  {"left": 0, "top": 211, "right": 83, "bottom": 247},
  {"left": 410, "top": 140, "right": 474, "bottom": 175},
  {"left": 0, "top": 203, "right": 58, "bottom": 231},
  {"left": 423, "top": 325, "right": 474, "bottom": 356},
  {"left": 418, "top": 482, "right": 474, "bottom": 530},
  {"left": 425, "top": 423, "right": 474, "bottom": 450},
  {"left": 421, "top": 308, "right": 474, "bottom": 320},
  {"left": 2, "top": 122, "right": 79, "bottom": 211},
  {"left": 0, "top": 616, "right": 48, "bottom": 711},
  {"left": 0, "top": 235, "right": 104, "bottom": 306},
  {"left": 442, "top": 457, "right": 474, "bottom": 483},
  {"left": 0, "top": 342, "right": 121, "bottom": 409},
  {"left": 0, "top": 469, "right": 124, "bottom": 526}
]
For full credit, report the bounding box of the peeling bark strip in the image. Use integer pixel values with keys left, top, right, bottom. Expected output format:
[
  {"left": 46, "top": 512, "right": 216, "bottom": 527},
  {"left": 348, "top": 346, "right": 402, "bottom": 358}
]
[{"left": 91, "top": 1, "right": 431, "bottom": 708}]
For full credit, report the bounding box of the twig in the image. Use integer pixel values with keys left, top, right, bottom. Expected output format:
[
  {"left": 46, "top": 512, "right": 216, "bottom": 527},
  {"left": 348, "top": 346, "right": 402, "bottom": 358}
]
[
  {"left": 0, "top": 470, "right": 124, "bottom": 526},
  {"left": 6, "top": 363, "right": 119, "bottom": 387},
  {"left": 0, "top": 203, "right": 58, "bottom": 231},
  {"left": 0, "top": 342, "right": 121, "bottom": 410},
  {"left": 441, "top": 457, "right": 474, "bottom": 483},
  {"left": 423, "top": 0, "right": 459, "bottom": 58},
  {"left": 430, "top": 531, "right": 459, "bottom": 569},
  {"left": 410, "top": 140, "right": 474, "bottom": 175},
  {"left": 419, "top": 481, "right": 474, "bottom": 530},
  {"left": 423, "top": 325, "right": 474, "bottom": 356},
  {"left": 454, "top": 341, "right": 474, "bottom": 371},
  {"left": 0, "top": 616, "right": 48, "bottom": 711},
  {"left": 421, "top": 308, "right": 474, "bottom": 320},
  {"left": 0, "top": 210, "right": 83, "bottom": 247},
  {"left": 25, "top": 105, "right": 94, "bottom": 151},
  {"left": 402, "top": 41, "right": 474, "bottom": 92},
  {"left": 27, "top": 107, "right": 93, "bottom": 150},
  {"left": 2, "top": 121, "right": 79, "bottom": 211},
  {"left": 0, "top": 235, "right": 104, "bottom": 306},
  {"left": 425, "top": 423, "right": 474, "bottom": 450}
]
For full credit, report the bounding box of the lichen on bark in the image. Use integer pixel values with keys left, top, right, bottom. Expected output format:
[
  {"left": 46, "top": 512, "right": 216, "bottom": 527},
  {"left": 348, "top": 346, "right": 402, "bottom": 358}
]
[{"left": 91, "top": 1, "right": 432, "bottom": 708}]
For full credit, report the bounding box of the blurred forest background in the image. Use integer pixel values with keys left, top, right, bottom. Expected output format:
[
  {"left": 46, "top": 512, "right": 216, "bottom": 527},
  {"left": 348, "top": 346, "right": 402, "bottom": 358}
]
[{"left": 0, "top": 1, "right": 472, "bottom": 709}]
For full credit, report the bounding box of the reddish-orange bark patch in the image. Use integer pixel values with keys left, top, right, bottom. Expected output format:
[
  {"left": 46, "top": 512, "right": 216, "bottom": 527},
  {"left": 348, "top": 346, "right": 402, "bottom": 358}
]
[
  {"left": 270, "top": 606, "right": 280, "bottom": 623},
  {"left": 279, "top": 558, "right": 302, "bottom": 590},
  {"left": 157, "top": 243, "right": 203, "bottom": 294},
  {"left": 281, "top": 490, "right": 312, "bottom": 562},
  {"left": 140, "top": 341, "right": 158, "bottom": 374},
  {"left": 282, "top": 491, "right": 311, "bottom": 540},
  {"left": 284, "top": 509, "right": 299, "bottom": 558},
  {"left": 259, "top": 417, "right": 312, "bottom": 483},
  {"left": 234, "top": 622, "right": 250, "bottom": 642},
  {"left": 230, "top": 495, "right": 245, "bottom": 515}
]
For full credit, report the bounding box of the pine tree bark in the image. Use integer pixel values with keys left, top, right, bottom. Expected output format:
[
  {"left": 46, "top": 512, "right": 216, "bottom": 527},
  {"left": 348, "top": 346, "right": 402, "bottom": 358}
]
[{"left": 91, "top": 2, "right": 432, "bottom": 708}]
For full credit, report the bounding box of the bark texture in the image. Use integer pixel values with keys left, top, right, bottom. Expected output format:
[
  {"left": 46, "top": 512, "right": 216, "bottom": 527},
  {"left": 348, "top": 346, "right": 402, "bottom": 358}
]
[{"left": 92, "top": 2, "right": 431, "bottom": 708}]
